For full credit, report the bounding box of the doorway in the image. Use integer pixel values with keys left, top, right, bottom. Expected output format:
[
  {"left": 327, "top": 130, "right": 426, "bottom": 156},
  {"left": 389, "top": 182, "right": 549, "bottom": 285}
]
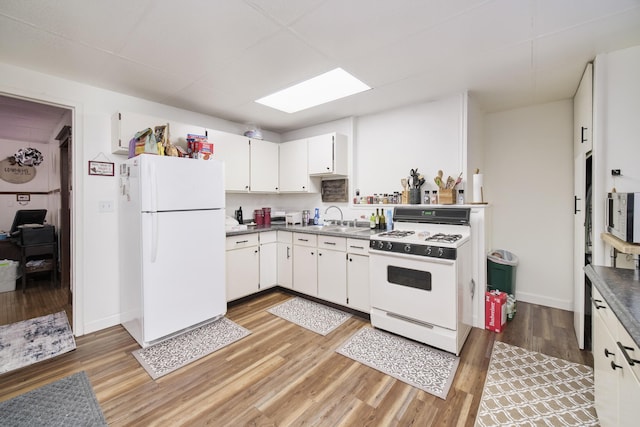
[{"left": 0, "top": 94, "right": 73, "bottom": 326}]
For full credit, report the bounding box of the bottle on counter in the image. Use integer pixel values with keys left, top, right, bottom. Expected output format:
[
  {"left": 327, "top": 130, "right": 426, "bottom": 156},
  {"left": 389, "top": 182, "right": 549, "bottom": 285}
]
[
  {"left": 386, "top": 209, "right": 393, "bottom": 231},
  {"left": 431, "top": 190, "right": 438, "bottom": 204},
  {"left": 424, "top": 190, "right": 430, "bottom": 204},
  {"left": 236, "top": 206, "right": 243, "bottom": 224},
  {"left": 380, "top": 209, "right": 386, "bottom": 230},
  {"left": 313, "top": 208, "right": 320, "bottom": 225},
  {"left": 370, "top": 212, "right": 376, "bottom": 229},
  {"left": 375, "top": 208, "right": 380, "bottom": 229},
  {"left": 458, "top": 189, "right": 465, "bottom": 205}
]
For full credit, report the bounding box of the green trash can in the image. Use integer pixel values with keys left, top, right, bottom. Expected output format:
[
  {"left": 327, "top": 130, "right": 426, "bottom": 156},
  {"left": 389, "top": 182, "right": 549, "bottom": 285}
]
[{"left": 487, "top": 249, "right": 518, "bottom": 296}]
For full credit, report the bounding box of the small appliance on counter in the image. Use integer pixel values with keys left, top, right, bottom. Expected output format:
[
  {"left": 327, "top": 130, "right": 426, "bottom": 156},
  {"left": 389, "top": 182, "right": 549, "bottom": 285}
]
[
  {"left": 270, "top": 210, "right": 286, "bottom": 225},
  {"left": 285, "top": 212, "right": 302, "bottom": 225},
  {"left": 607, "top": 192, "right": 640, "bottom": 243}
]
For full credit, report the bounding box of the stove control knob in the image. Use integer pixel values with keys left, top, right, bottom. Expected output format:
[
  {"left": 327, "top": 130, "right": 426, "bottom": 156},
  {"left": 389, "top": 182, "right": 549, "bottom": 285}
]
[
  {"left": 403, "top": 244, "right": 411, "bottom": 253},
  {"left": 386, "top": 242, "right": 393, "bottom": 250},
  {"left": 370, "top": 240, "right": 376, "bottom": 248},
  {"left": 438, "top": 247, "right": 445, "bottom": 257},
  {"left": 378, "top": 241, "right": 385, "bottom": 250},
  {"left": 426, "top": 246, "right": 433, "bottom": 256}
]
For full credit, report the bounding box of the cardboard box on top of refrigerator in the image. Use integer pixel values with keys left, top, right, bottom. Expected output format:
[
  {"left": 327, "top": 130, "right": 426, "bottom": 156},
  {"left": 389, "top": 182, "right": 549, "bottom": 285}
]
[
  {"left": 187, "top": 134, "right": 213, "bottom": 160},
  {"left": 485, "top": 290, "right": 507, "bottom": 332}
]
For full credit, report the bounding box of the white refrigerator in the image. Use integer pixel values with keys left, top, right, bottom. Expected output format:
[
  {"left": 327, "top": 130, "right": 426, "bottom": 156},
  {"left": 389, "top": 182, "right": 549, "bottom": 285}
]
[{"left": 119, "top": 154, "right": 226, "bottom": 348}]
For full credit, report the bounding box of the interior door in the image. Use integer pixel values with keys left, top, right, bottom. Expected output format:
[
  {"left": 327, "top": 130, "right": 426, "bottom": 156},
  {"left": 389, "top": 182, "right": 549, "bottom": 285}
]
[{"left": 56, "top": 125, "right": 72, "bottom": 304}]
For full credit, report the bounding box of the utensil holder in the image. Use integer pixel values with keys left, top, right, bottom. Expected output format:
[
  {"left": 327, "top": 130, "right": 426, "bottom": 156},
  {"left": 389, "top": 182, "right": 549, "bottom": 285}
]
[
  {"left": 409, "top": 188, "right": 421, "bottom": 204},
  {"left": 439, "top": 189, "right": 456, "bottom": 205}
]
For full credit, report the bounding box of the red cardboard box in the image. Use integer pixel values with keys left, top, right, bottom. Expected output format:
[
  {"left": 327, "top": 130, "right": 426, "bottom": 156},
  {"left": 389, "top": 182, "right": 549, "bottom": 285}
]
[{"left": 485, "top": 290, "right": 507, "bottom": 333}]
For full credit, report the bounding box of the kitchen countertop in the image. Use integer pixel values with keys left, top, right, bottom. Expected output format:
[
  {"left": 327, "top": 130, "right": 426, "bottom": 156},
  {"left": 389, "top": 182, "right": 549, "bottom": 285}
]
[
  {"left": 225, "top": 224, "right": 377, "bottom": 240},
  {"left": 585, "top": 264, "right": 640, "bottom": 347}
]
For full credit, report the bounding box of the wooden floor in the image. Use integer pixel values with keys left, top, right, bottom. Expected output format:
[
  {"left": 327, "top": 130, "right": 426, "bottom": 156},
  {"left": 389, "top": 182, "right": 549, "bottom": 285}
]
[{"left": 0, "top": 285, "right": 593, "bottom": 426}]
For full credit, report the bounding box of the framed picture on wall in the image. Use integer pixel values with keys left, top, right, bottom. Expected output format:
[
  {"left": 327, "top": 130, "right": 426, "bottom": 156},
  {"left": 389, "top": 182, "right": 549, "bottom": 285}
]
[{"left": 88, "top": 161, "right": 115, "bottom": 176}]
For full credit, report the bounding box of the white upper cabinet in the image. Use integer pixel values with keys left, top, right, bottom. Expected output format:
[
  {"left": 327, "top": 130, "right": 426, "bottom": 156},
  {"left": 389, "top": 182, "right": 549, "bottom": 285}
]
[
  {"left": 279, "top": 138, "right": 313, "bottom": 192},
  {"left": 574, "top": 63, "right": 593, "bottom": 154},
  {"left": 111, "top": 111, "right": 206, "bottom": 155},
  {"left": 249, "top": 139, "right": 279, "bottom": 193},
  {"left": 308, "top": 133, "right": 348, "bottom": 176},
  {"left": 208, "top": 130, "right": 250, "bottom": 192}
]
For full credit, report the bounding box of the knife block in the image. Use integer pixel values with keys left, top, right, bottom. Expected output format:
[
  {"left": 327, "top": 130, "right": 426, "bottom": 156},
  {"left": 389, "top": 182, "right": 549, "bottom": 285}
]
[{"left": 438, "top": 189, "right": 456, "bottom": 205}]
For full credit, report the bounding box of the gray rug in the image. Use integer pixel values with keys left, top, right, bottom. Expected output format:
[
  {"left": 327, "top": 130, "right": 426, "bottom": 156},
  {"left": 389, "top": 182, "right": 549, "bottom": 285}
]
[
  {"left": 267, "top": 297, "right": 352, "bottom": 335},
  {"left": 132, "top": 317, "right": 251, "bottom": 380},
  {"left": 0, "top": 371, "right": 107, "bottom": 426},
  {"left": 336, "top": 327, "right": 459, "bottom": 399},
  {"left": 475, "top": 341, "right": 598, "bottom": 426},
  {"left": 0, "top": 311, "right": 76, "bottom": 374}
]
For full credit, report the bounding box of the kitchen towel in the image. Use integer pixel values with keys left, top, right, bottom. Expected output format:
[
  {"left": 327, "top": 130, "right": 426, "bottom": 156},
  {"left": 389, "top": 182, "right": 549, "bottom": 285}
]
[{"left": 473, "top": 173, "right": 483, "bottom": 203}]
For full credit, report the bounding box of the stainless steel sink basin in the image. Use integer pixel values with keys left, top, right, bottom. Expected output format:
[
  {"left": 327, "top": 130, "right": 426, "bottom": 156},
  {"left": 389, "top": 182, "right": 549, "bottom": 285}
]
[
  {"left": 325, "top": 226, "right": 361, "bottom": 233},
  {"left": 288, "top": 224, "right": 371, "bottom": 235}
]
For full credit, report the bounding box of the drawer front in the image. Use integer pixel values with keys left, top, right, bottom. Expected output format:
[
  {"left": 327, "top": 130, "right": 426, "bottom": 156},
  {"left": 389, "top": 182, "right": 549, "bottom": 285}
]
[
  {"left": 293, "top": 233, "right": 317, "bottom": 247},
  {"left": 346, "top": 238, "right": 369, "bottom": 255},
  {"left": 260, "top": 231, "right": 277, "bottom": 244},
  {"left": 592, "top": 287, "right": 619, "bottom": 337},
  {"left": 318, "top": 235, "right": 346, "bottom": 251},
  {"left": 226, "top": 234, "right": 259, "bottom": 250},
  {"left": 277, "top": 230, "right": 292, "bottom": 244}
]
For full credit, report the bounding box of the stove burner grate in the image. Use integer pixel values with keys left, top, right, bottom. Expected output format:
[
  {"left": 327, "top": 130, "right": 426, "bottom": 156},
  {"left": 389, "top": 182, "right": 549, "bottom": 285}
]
[
  {"left": 424, "top": 233, "right": 463, "bottom": 243},
  {"left": 377, "top": 230, "right": 415, "bottom": 238}
]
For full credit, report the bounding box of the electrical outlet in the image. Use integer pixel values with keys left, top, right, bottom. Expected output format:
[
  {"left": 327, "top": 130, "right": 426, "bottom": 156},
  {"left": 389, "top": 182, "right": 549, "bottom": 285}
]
[{"left": 98, "top": 200, "right": 114, "bottom": 213}]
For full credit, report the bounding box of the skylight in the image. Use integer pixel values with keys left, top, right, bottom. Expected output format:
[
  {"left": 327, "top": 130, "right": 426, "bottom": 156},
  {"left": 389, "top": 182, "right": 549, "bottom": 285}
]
[{"left": 255, "top": 68, "right": 370, "bottom": 113}]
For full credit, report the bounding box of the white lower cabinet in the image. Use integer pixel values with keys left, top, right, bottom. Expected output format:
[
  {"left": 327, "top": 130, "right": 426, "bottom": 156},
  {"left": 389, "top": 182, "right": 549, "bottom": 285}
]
[
  {"left": 592, "top": 287, "right": 640, "bottom": 426},
  {"left": 226, "top": 231, "right": 371, "bottom": 312},
  {"left": 293, "top": 233, "right": 318, "bottom": 296},
  {"left": 277, "top": 231, "right": 293, "bottom": 289},
  {"left": 225, "top": 235, "right": 259, "bottom": 302},
  {"left": 317, "top": 236, "right": 347, "bottom": 304},
  {"left": 259, "top": 231, "right": 277, "bottom": 290},
  {"left": 346, "top": 238, "right": 370, "bottom": 312}
]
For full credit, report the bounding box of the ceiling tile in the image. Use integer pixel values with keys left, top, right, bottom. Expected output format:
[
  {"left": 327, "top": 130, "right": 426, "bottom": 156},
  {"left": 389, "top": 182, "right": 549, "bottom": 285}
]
[
  {"left": 0, "top": 15, "right": 114, "bottom": 83},
  {"left": 244, "top": 0, "right": 326, "bottom": 26},
  {"left": 0, "top": 0, "right": 153, "bottom": 52},
  {"left": 117, "top": 0, "right": 282, "bottom": 80},
  {"left": 196, "top": 29, "right": 333, "bottom": 101}
]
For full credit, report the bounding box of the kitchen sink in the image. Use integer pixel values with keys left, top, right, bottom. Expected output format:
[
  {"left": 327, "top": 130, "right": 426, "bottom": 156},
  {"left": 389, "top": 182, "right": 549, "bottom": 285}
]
[
  {"left": 325, "top": 226, "right": 361, "bottom": 233},
  {"left": 288, "top": 224, "right": 371, "bottom": 235}
]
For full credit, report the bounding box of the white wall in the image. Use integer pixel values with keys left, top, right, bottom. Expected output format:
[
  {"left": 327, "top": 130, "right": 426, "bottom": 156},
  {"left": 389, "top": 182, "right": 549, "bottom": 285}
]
[
  {"left": 484, "top": 100, "right": 574, "bottom": 310},
  {"left": 593, "top": 45, "right": 640, "bottom": 266}
]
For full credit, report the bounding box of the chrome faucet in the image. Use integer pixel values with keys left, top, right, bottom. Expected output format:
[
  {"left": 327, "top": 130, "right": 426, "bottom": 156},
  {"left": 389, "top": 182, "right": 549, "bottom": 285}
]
[{"left": 324, "top": 205, "right": 343, "bottom": 224}]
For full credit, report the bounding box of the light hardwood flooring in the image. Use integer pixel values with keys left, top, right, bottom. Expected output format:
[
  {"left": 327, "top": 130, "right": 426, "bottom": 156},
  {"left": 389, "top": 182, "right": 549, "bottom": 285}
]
[{"left": 1, "top": 284, "right": 593, "bottom": 426}]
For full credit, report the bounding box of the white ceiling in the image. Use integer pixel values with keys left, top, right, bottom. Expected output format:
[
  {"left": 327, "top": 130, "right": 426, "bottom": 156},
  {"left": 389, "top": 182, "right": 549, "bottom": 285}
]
[{"left": 1, "top": 0, "right": 640, "bottom": 142}]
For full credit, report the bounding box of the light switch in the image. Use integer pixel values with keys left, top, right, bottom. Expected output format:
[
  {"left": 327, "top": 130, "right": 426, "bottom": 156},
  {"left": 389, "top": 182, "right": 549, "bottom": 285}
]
[{"left": 98, "top": 200, "right": 114, "bottom": 213}]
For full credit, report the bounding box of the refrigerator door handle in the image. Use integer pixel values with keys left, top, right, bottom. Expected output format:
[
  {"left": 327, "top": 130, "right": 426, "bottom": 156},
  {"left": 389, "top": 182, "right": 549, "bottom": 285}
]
[
  {"left": 151, "top": 212, "right": 159, "bottom": 263},
  {"left": 149, "top": 160, "right": 158, "bottom": 213}
]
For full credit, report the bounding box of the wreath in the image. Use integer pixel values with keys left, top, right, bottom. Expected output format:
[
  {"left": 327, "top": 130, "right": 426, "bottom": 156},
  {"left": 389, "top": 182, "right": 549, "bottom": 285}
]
[{"left": 11, "top": 147, "right": 44, "bottom": 166}]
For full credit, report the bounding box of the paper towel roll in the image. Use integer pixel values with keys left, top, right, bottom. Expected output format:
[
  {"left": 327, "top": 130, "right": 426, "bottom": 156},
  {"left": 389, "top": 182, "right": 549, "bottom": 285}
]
[{"left": 473, "top": 173, "right": 483, "bottom": 203}]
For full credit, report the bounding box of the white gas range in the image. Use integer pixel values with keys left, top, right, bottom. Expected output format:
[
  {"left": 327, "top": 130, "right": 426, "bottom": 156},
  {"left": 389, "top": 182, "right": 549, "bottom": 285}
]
[{"left": 369, "top": 207, "right": 473, "bottom": 356}]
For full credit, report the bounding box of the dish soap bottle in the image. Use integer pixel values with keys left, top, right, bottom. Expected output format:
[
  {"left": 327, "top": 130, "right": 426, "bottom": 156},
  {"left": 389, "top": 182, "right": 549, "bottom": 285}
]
[{"left": 236, "top": 206, "right": 243, "bottom": 224}]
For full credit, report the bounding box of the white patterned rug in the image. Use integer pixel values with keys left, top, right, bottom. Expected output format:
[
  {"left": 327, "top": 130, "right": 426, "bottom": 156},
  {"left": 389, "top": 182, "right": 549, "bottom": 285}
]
[
  {"left": 475, "top": 341, "right": 598, "bottom": 426},
  {"left": 267, "top": 297, "right": 351, "bottom": 335},
  {"left": 336, "top": 327, "right": 459, "bottom": 399},
  {"left": 132, "top": 317, "right": 250, "bottom": 380},
  {"left": 0, "top": 311, "right": 76, "bottom": 374}
]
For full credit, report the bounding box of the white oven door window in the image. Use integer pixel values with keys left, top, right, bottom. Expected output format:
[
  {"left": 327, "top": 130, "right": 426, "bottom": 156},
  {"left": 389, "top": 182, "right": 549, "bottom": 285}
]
[{"left": 370, "top": 252, "right": 457, "bottom": 330}]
